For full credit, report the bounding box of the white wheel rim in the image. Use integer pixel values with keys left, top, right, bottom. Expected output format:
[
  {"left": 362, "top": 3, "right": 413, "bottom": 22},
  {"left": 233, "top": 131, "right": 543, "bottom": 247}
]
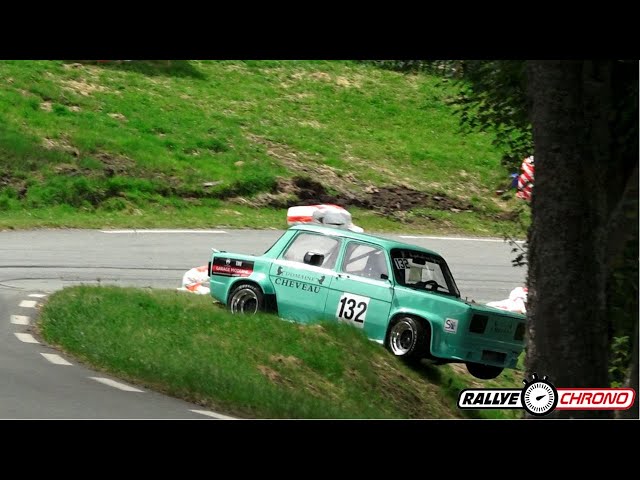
[
  {"left": 230, "top": 288, "right": 258, "bottom": 314},
  {"left": 389, "top": 320, "right": 415, "bottom": 355}
]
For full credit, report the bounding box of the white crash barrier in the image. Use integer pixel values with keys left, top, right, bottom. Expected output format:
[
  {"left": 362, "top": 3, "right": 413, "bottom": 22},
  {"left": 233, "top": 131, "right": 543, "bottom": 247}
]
[
  {"left": 486, "top": 286, "right": 528, "bottom": 314},
  {"left": 178, "top": 265, "right": 210, "bottom": 295},
  {"left": 287, "top": 204, "right": 364, "bottom": 232}
]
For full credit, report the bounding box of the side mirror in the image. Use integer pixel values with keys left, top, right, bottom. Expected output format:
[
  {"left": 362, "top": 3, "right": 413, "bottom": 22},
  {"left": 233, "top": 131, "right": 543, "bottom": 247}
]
[
  {"left": 380, "top": 273, "right": 389, "bottom": 281},
  {"left": 303, "top": 252, "right": 325, "bottom": 267}
]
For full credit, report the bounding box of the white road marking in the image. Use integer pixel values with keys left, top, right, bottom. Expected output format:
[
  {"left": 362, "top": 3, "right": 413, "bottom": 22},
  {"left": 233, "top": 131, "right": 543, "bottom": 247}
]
[
  {"left": 100, "top": 229, "right": 228, "bottom": 234},
  {"left": 10, "top": 315, "right": 30, "bottom": 325},
  {"left": 28, "top": 293, "right": 47, "bottom": 298},
  {"left": 399, "top": 235, "right": 526, "bottom": 244},
  {"left": 41, "top": 353, "right": 72, "bottom": 365},
  {"left": 190, "top": 409, "right": 236, "bottom": 420},
  {"left": 15, "top": 333, "right": 39, "bottom": 344},
  {"left": 89, "top": 377, "right": 144, "bottom": 392},
  {"left": 19, "top": 300, "right": 37, "bottom": 308}
]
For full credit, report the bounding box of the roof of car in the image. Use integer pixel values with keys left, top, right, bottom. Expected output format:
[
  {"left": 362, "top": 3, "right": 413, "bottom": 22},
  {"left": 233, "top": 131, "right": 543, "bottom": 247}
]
[{"left": 289, "top": 224, "right": 443, "bottom": 258}]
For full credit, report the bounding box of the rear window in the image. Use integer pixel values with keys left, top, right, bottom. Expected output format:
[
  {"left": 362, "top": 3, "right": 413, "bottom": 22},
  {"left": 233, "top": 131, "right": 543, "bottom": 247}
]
[{"left": 282, "top": 232, "right": 341, "bottom": 270}]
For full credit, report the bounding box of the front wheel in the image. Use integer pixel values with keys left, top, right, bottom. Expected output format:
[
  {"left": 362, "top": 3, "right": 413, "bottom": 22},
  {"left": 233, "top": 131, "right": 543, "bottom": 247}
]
[
  {"left": 465, "top": 362, "right": 504, "bottom": 380},
  {"left": 386, "top": 316, "right": 427, "bottom": 359},
  {"left": 228, "top": 283, "right": 264, "bottom": 314}
]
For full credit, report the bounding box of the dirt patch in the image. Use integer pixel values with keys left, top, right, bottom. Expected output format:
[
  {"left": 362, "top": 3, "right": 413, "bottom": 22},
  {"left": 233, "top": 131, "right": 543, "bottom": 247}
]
[
  {"left": 0, "top": 172, "right": 28, "bottom": 198},
  {"left": 42, "top": 137, "right": 79, "bottom": 157},
  {"left": 243, "top": 133, "right": 367, "bottom": 205},
  {"left": 243, "top": 174, "right": 473, "bottom": 216},
  {"left": 309, "top": 72, "right": 332, "bottom": 82},
  {"left": 224, "top": 64, "right": 249, "bottom": 73},
  {"left": 39, "top": 144, "right": 137, "bottom": 180},
  {"left": 357, "top": 187, "right": 474, "bottom": 215},
  {"left": 296, "top": 323, "right": 332, "bottom": 341},
  {"left": 107, "top": 112, "right": 127, "bottom": 122},
  {"left": 40, "top": 101, "right": 52, "bottom": 112},
  {"left": 62, "top": 63, "right": 85, "bottom": 70},
  {"left": 298, "top": 120, "right": 324, "bottom": 129},
  {"left": 269, "top": 354, "right": 302, "bottom": 367},
  {"left": 283, "top": 92, "right": 315, "bottom": 102},
  {"left": 257, "top": 365, "right": 288, "bottom": 385},
  {"left": 242, "top": 134, "right": 474, "bottom": 216},
  {"left": 0, "top": 173, "right": 11, "bottom": 187},
  {"left": 242, "top": 135, "right": 473, "bottom": 215},
  {"left": 335, "top": 76, "right": 361, "bottom": 88},
  {"left": 62, "top": 79, "right": 109, "bottom": 96},
  {"left": 94, "top": 152, "right": 136, "bottom": 177},
  {"left": 53, "top": 163, "right": 81, "bottom": 176},
  {"left": 492, "top": 210, "right": 519, "bottom": 222},
  {"left": 291, "top": 71, "right": 362, "bottom": 89}
]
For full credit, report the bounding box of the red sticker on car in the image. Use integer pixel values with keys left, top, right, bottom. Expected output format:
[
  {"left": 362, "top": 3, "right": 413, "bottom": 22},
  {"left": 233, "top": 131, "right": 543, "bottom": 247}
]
[{"left": 211, "top": 257, "right": 254, "bottom": 277}]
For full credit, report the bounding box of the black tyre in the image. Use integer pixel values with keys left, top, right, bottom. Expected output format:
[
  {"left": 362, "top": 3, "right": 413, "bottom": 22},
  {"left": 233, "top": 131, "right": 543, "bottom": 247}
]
[
  {"left": 465, "top": 362, "right": 504, "bottom": 380},
  {"left": 386, "top": 316, "right": 427, "bottom": 359},
  {"left": 228, "top": 283, "right": 264, "bottom": 314}
]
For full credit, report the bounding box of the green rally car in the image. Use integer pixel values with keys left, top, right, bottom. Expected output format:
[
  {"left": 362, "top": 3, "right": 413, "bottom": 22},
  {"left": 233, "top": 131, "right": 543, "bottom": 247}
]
[{"left": 208, "top": 224, "right": 526, "bottom": 380}]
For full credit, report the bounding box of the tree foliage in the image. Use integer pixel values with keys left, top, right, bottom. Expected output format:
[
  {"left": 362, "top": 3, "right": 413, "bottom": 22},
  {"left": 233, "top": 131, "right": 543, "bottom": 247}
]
[{"left": 447, "top": 61, "right": 532, "bottom": 172}]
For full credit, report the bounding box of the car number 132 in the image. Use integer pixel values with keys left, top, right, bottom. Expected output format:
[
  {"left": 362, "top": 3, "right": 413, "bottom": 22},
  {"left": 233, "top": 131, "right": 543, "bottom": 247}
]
[{"left": 336, "top": 293, "right": 371, "bottom": 326}]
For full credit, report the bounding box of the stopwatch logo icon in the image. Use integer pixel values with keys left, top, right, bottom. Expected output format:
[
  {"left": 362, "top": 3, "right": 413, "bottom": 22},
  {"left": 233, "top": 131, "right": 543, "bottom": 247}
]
[{"left": 522, "top": 373, "right": 558, "bottom": 416}]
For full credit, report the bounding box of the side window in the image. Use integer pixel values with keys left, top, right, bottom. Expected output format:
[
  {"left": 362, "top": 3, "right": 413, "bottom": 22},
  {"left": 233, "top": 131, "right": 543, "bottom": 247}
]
[
  {"left": 282, "top": 233, "right": 341, "bottom": 270},
  {"left": 342, "top": 242, "right": 388, "bottom": 281}
]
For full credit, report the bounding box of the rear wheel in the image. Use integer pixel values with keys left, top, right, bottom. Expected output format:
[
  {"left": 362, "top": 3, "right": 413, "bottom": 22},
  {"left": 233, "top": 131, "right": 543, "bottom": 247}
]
[
  {"left": 228, "top": 283, "right": 264, "bottom": 314},
  {"left": 466, "top": 362, "right": 504, "bottom": 380},
  {"left": 386, "top": 316, "right": 427, "bottom": 359}
]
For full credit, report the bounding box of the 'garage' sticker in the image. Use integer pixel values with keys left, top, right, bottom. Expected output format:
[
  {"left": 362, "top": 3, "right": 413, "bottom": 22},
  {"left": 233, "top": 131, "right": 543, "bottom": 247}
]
[{"left": 211, "top": 257, "right": 254, "bottom": 277}]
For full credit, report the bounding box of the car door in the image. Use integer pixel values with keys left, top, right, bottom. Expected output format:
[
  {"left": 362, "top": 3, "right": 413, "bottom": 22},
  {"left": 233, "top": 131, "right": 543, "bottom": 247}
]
[
  {"left": 323, "top": 241, "right": 394, "bottom": 342},
  {"left": 269, "top": 231, "right": 342, "bottom": 323}
]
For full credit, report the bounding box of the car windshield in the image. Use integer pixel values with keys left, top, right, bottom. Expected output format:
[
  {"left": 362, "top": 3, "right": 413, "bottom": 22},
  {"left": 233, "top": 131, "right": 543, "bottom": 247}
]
[{"left": 390, "top": 248, "right": 460, "bottom": 297}]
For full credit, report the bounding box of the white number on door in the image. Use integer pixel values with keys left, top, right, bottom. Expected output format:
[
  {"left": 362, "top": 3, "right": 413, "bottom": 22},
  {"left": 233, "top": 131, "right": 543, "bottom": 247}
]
[{"left": 336, "top": 293, "right": 370, "bottom": 327}]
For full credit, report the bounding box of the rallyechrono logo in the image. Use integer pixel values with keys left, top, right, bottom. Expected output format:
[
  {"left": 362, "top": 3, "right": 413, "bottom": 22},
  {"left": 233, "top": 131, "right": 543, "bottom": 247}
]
[{"left": 457, "top": 372, "right": 636, "bottom": 415}]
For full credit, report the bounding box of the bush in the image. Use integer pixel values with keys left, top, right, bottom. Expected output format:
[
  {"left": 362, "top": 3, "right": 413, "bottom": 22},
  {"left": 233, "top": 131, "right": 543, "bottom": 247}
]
[
  {"left": 26, "top": 177, "right": 105, "bottom": 208},
  {"left": 609, "top": 336, "right": 631, "bottom": 387},
  {"left": 215, "top": 174, "right": 278, "bottom": 198}
]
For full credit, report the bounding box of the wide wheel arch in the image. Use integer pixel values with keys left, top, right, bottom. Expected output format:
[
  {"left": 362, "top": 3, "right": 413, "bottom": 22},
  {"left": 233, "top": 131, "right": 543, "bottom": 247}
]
[
  {"left": 227, "top": 280, "right": 278, "bottom": 314},
  {"left": 385, "top": 313, "right": 434, "bottom": 359}
]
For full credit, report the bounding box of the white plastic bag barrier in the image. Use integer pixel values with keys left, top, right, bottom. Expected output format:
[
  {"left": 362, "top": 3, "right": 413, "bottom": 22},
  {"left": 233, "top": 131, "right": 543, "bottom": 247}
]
[
  {"left": 486, "top": 286, "right": 528, "bottom": 314},
  {"left": 287, "top": 204, "right": 364, "bottom": 232},
  {"left": 178, "top": 265, "right": 210, "bottom": 295}
]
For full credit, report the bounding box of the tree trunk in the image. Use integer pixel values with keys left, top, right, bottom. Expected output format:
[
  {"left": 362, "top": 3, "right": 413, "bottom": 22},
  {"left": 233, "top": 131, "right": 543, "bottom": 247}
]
[{"left": 525, "top": 61, "right": 612, "bottom": 418}]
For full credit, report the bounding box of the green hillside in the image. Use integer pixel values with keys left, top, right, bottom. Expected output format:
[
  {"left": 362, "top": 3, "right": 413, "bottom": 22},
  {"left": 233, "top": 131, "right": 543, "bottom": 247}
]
[{"left": 0, "top": 60, "right": 527, "bottom": 235}]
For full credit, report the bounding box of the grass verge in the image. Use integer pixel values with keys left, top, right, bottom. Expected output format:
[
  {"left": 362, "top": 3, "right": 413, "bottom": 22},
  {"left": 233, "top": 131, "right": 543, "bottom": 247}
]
[
  {"left": 0, "top": 204, "right": 529, "bottom": 237},
  {"left": 38, "top": 285, "right": 523, "bottom": 419}
]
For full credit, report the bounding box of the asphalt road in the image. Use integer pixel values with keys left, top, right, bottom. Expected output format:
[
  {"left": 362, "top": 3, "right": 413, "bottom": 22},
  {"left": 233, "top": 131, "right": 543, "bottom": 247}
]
[{"left": 0, "top": 228, "right": 526, "bottom": 419}]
